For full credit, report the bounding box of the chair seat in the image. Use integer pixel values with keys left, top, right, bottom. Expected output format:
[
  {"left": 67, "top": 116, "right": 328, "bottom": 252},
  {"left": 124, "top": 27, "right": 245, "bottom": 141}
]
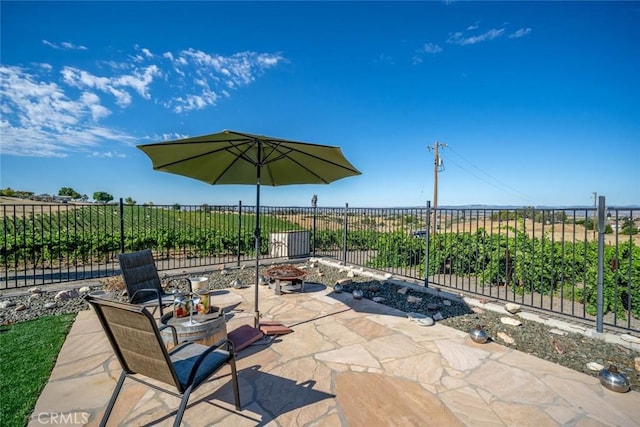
[
  {"left": 136, "top": 293, "right": 175, "bottom": 306},
  {"left": 170, "top": 342, "right": 232, "bottom": 389}
]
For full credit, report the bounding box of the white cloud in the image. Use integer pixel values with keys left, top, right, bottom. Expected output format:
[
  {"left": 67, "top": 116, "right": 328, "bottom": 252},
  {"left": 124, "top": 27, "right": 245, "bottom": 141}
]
[
  {"left": 1, "top": 65, "right": 135, "bottom": 157},
  {"left": 90, "top": 151, "right": 126, "bottom": 158},
  {"left": 421, "top": 43, "right": 443, "bottom": 54},
  {"left": 130, "top": 47, "right": 154, "bottom": 63},
  {"left": 509, "top": 28, "right": 532, "bottom": 39},
  {"left": 1, "top": 45, "right": 284, "bottom": 157},
  {"left": 79, "top": 92, "right": 110, "bottom": 120},
  {"left": 152, "top": 132, "right": 190, "bottom": 142},
  {"left": 60, "top": 66, "right": 150, "bottom": 106},
  {"left": 115, "top": 65, "right": 160, "bottom": 99},
  {"left": 42, "top": 40, "right": 88, "bottom": 50},
  {"left": 447, "top": 28, "right": 505, "bottom": 45},
  {"left": 412, "top": 43, "right": 442, "bottom": 64},
  {"left": 62, "top": 41, "right": 88, "bottom": 50},
  {"left": 376, "top": 53, "right": 395, "bottom": 65},
  {"left": 165, "top": 49, "right": 284, "bottom": 112}
]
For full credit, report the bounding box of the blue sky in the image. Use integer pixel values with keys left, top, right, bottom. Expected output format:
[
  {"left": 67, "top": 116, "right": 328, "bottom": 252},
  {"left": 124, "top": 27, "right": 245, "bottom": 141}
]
[{"left": 1, "top": 1, "right": 639, "bottom": 208}]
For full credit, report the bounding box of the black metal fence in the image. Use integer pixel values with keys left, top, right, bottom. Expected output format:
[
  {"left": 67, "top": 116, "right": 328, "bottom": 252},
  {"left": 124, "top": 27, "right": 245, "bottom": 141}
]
[{"left": 1, "top": 198, "right": 638, "bottom": 334}]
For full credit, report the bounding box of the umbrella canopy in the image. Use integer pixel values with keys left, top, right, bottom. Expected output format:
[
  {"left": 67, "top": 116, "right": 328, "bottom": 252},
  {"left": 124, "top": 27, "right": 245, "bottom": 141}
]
[{"left": 137, "top": 129, "right": 361, "bottom": 327}]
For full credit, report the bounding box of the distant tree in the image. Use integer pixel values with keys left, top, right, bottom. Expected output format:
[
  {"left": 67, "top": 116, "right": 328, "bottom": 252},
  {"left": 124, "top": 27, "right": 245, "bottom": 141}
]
[
  {"left": 200, "top": 203, "right": 211, "bottom": 212},
  {"left": 554, "top": 211, "right": 567, "bottom": 223},
  {"left": 583, "top": 217, "right": 596, "bottom": 231},
  {"left": 621, "top": 218, "right": 639, "bottom": 235},
  {"left": 124, "top": 197, "right": 136, "bottom": 205},
  {"left": 93, "top": 191, "right": 114, "bottom": 203},
  {"left": 58, "top": 187, "right": 81, "bottom": 199},
  {"left": 172, "top": 203, "right": 181, "bottom": 211},
  {"left": 0, "top": 188, "right": 33, "bottom": 199},
  {"left": 81, "top": 194, "right": 89, "bottom": 202},
  {"left": 143, "top": 201, "right": 155, "bottom": 206},
  {"left": 0, "top": 188, "right": 16, "bottom": 197},
  {"left": 521, "top": 206, "right": 536, "bottom": 220}
]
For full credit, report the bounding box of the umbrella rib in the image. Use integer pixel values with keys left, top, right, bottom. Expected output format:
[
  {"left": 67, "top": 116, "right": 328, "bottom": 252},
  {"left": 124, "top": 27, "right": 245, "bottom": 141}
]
[
  {"left": 208, "top": 141, "right": 262, "bottom": 184},
  {"left": 152, "top": 141, "right": 254, "bottom": 170},
  {"left": 262, "top": 141, "right": 360, "bottom": 183},
  {"left": 152, "top": 139, "right": 266, "bottom": 186}
]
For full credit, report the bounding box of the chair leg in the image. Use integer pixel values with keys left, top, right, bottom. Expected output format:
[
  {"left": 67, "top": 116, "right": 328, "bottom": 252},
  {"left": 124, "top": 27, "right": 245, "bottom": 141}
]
[
  {"left": 100, "top": 371, "right": 126, "bottom": 427},
  {"left": 173, "top": 385, "right": 193, "bottom": 427},
  {"left": 229, "top": 358, "right": 241, "bottom": 411}
]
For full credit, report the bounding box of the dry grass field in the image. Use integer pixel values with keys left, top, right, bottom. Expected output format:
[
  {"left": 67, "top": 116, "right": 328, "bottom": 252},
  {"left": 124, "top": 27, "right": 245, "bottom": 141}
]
[
  {"left": 437, "top": 217, "right": 640, "bottom": 246},
  {"left": 0, "top": 196, "right": 89, "bottom": 218},
  {"left": 279, "top": 210, "right": 639, "bottom": 246}
]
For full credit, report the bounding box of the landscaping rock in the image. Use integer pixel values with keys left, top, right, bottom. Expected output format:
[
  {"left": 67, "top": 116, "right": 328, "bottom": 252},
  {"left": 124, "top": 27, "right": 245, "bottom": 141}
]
[
  {"left": 55, "top": 289, "right": 80, "bottom": 301},
  {"left": 504, "top": 303, "right": 521, "bottom": 314},
  {"left": 501, "top": 317, "right": 523, "bottom": 326},
  {"left": 0, "top": 301, "right": 16, "bottom": 309}
]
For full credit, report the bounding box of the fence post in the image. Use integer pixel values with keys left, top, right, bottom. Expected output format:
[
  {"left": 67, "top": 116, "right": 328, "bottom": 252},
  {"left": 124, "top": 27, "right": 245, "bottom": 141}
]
[
  {"left": 596, "top": 195, "right": 606, "bottom": 333},
  {"left": 237, "top": 201, "right": 242, "bottom": 267},
  {"left": 424, "top": 201, "right": 431, "bottom": 288},
  {"left": 119, "top": 198, "right": 125, "bottom": 253},
  {"left": 312, "top": 198, "right": 317, "bottom": 257},
  {"left": 342, "top": 203, "right": 348, "bottom": 264}
]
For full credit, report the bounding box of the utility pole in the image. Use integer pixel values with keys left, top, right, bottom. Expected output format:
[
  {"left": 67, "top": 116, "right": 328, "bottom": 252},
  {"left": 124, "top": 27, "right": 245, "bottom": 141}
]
[
  {"left": 428, "top": 141, "right": 447, "bottom": 233},
  {"left": 592, "top": 192, "right": 597, "bottom": 240}
]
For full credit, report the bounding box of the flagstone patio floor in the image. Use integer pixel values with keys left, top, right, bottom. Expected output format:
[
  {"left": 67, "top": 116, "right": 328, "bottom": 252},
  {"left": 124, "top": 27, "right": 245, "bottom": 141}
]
[{"left": 29, "top": 280, "right": 640, "bottom": 426}]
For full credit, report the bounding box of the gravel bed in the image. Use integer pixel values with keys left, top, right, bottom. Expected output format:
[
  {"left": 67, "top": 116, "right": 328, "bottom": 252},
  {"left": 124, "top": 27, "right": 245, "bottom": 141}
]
[{"left": 1, "top": 260, "right": 638, "bottom": 392}]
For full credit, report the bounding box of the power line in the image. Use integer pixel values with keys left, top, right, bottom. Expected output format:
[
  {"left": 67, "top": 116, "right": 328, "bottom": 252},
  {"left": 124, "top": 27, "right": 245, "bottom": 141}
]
[{"left": 445, "top": 145, "right": 537, "bottom": 204}]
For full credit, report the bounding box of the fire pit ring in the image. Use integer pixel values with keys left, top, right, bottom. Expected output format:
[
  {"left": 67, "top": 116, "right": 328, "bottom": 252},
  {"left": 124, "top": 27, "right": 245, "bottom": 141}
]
[{"left": 264, "top": 265, "right": 308, "bottom": 295}]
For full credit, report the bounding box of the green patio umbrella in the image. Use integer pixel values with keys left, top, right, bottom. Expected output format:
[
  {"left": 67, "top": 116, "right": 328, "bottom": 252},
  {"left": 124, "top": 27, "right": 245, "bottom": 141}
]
[{"left": 137, "top": 129, "right": 361, "bottom": 327}]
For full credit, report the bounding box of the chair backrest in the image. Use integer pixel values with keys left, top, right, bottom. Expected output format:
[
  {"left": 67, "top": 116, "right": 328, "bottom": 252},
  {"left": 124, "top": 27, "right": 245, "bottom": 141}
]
[
  {"left": 117, "top": 249, "right": 163, "bottom": 303},
  {"left": 87, "top": 296, "right": 181, "bottom": 389}
]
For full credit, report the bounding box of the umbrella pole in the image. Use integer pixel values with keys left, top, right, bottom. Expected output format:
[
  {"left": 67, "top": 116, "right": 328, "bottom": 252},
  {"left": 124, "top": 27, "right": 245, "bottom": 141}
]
[{"left": 254, "top": 164, "right": 261, "bottom": 329}]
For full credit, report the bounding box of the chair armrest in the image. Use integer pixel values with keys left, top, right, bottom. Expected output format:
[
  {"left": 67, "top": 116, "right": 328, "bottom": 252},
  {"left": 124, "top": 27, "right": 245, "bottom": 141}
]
[
  {"left": 185, "top": 339, "right": 235, "bottom": 385},
  {"left": 130, "top": 288, "right": 163, "bottom": 305},
  {"left": 159, "top": 324, "right": 178, "bottom": 347},
  {"left": 130, "top": 288, "right": 167, "bottom": 315}
]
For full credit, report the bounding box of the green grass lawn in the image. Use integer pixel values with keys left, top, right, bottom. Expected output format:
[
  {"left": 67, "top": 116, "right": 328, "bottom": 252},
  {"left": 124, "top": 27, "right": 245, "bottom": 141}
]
[{"left": 0, "top": 314, "right": 76, "bottom": 427}]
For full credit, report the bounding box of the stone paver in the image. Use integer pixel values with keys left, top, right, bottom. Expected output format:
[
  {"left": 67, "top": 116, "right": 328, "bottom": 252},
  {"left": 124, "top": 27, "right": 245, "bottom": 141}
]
[{"left": 28, "top": 280, "right": 640, "bottom": 427}]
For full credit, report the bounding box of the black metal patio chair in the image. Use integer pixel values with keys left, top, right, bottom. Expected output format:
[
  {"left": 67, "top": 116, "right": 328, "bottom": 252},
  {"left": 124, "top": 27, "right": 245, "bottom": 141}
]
[
  {"left": 117, "top": 248, "right": 177, "bottom": 316},
  {"left": 86, "top": 295, "right": 241, "bottom": 427}
]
